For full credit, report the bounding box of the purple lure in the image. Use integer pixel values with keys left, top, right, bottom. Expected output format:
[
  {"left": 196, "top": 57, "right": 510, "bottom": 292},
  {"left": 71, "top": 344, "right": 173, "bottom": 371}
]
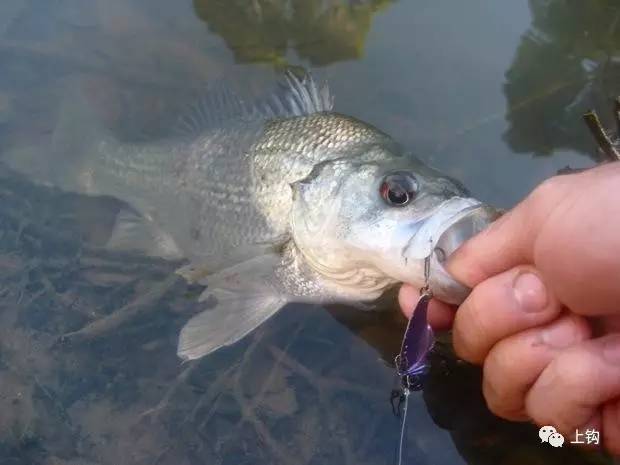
[{"left": 395, "top": 292, "right": 435, "bottom": 389}]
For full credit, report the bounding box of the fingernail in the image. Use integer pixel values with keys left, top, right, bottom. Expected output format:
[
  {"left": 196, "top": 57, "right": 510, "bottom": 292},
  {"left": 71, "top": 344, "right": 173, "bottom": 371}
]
[
  {"left": 513, "top": 272, "right": 547, "bottom": 313},
  {"left": 603, "top": 336, "right": 620, "bottom": 363},
  {"left": 541, "top": 318, "right": 581, "bottom": 348}
]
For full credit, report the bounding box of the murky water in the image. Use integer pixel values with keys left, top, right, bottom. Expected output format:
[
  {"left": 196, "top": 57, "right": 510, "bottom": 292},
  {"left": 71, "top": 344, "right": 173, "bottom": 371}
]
[{"left": 0, "top": 1, "right": 618, "bottom": 464}]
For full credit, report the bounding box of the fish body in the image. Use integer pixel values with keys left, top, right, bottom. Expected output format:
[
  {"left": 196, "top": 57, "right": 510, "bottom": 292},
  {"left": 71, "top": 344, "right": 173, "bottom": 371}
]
[{"left": 4, "top": 72, "right": 498, "bottom": 360}]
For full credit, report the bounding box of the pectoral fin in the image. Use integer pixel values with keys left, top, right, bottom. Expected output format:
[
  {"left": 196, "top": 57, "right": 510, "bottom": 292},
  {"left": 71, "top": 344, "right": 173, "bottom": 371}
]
[
  {"left": 175, "top": 238, "right": 288, "bottom": 283},
  {"left": 177, "top": 253, "right": 288, "bottom": 360},
  {"left": 106, "top": 208, "right": 183, "bottom": 260}
]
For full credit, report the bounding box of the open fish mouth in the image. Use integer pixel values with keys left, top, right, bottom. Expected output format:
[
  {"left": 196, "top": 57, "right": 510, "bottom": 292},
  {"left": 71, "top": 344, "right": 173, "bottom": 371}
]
[
  {"left": 428, "top": 204, "right": 502, "bottom": 304},
  {"left": 433, "top": 203, "right": 501, "bottom": 263}
]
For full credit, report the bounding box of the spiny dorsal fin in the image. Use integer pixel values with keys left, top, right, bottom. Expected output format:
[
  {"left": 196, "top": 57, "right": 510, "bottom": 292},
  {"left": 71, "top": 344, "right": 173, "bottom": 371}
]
[
  {"left": 174, "top": 69, "right": 334, "bottom": 137},
  {"left": 267, "top": 69, "right": 334, "bottom": 117}
]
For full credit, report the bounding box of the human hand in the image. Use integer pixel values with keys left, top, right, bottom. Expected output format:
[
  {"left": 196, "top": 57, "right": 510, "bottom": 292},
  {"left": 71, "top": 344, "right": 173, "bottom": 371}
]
[{"left": 399, "top": 162, "right": 620, "bottom": 455}]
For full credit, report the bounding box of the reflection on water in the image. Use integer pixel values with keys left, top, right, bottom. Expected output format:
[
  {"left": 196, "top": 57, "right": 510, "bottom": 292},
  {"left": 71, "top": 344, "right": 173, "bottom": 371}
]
[
  {"left": 504, "top": 0, "right": 620, "bottom": 158},
  {"left": 0, "top": 1, "right": 615, "bottom": 464},
  {"left": 193, "top": 0, "right": 393, "bottom": 66}
]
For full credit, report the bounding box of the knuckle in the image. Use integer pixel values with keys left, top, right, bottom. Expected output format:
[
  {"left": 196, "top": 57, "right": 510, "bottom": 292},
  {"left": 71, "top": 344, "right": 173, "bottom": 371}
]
[
  {"left": 482, "top": 376, "right": 505, "bottom": 417},
  {"left": 531, "top": 176, "right": 564, "bottom": 202},
  {"left": 554, "top": 349, "right": 597, "bottom": 392},
  {"left": 527, "top": 176, "right": 568, "bottom": 222},
  {"left": 526, "top": 391, "right": 576, "bottom": 432},
  {"left": 526, "top": 350, "right": 599, "bottom": 431},
  {"left": 482, "top": 341, "right": 528, "bottom": 420},
  {"left": 482, "top": 347, "right": 508, "bottom": 394},
  {"left": 482, "top": 367, "right": 511, "bottom": 418},
  {"left": 564, "top": 314, "right": 592, "bottom": 342},
  {"left": 453, "top": 291, "right": 490, "bottom": 364}
]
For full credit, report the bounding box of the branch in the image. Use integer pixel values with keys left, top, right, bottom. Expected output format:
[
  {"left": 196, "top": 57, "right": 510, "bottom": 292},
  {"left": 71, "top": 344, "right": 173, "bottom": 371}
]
[{"left": 582, "top": 109, "right": 620, "bottom": 162}]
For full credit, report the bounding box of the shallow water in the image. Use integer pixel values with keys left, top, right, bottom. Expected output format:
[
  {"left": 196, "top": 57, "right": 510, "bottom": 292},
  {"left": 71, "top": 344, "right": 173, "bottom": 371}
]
[{"left": 0, "top": 1, "right": 618, "bottom": 464}]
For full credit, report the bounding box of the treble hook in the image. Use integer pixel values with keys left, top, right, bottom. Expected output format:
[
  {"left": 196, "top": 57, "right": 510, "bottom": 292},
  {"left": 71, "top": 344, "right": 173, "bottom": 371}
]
[{"left": 420, "top": 239, "right": 433, "bottom": 298}]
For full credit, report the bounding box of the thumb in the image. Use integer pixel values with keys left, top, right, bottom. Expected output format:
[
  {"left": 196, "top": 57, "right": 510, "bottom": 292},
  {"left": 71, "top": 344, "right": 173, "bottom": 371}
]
[{"left": 447, "top": 176, "right": 569, "bottom": 287}]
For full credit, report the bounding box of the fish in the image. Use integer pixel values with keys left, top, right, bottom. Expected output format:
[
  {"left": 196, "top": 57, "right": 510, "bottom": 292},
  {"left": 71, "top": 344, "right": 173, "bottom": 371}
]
[{"left": 3, "top": 70, "right": 499, "bottom": 361}]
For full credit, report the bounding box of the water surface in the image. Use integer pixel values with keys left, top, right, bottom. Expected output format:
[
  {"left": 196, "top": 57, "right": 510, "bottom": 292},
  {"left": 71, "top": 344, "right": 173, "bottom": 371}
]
[{"left": 0, "top": 1, "right": 617, "bottom": 464}]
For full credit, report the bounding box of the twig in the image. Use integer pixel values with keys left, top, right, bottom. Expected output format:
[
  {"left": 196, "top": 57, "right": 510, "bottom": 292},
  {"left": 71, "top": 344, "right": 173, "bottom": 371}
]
[
  {"left": 59, "top": 273, "right": 179, "bottom": 343},
  {"left": 267, "top": 345, "right": 382, "bottom": 399},
  {"left": 582, "top": 109, "right": 620, "bottom": 162},
  {"left": 556, "top": 166, "right": 586, "bottom": 175},
  {"left": 614, "top": 96, "right": 620, "bottom": 138},
  {"left": 232, "top": 365, "right": 296, "bottom": 465},
  {"left": 217, "top": 332, "right": 298, "bottom": 465},
  {"left": 139, "top": 362, "right": 198, "bottom": 418},
  {"left": 247, "top": 312, "right": 309, "bottom": 412},
  {"left": 33, "top": 375, "right": 74, "bottom": 429}
]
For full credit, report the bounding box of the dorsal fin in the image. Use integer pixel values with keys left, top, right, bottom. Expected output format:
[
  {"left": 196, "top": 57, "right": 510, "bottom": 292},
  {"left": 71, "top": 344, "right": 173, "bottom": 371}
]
[
  {"left": 267, "top": 69, "right": 334, "bottom": 117},
  {"left": 174, "top": 69, "right": 334, "bottom": 137}
]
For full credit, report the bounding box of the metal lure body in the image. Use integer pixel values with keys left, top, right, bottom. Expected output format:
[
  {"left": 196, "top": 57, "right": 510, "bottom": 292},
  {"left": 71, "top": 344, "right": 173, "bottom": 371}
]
[{"left": 395, "top": 291, "right": 435, "bottom": 390}]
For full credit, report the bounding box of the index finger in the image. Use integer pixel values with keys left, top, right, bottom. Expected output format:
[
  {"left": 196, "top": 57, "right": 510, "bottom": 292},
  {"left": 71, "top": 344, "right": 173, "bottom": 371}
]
[
  {"left": 446, "top": 175, "right": 571, "bottom": 287},
  {"left": 447, "top": 163, "right": 620, "bottom": 316}
]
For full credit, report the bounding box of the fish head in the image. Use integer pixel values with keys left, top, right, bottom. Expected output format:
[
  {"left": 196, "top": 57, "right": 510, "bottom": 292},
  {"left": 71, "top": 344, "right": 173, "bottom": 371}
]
[{"left": 290, "top": 149, "right": 500, "bottom": 304}]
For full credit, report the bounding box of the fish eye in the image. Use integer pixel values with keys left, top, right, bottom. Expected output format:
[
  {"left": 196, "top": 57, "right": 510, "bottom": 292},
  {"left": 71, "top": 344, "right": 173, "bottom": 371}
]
[{"left": 380, "top": 172, "right": 418, "bottom": 207}]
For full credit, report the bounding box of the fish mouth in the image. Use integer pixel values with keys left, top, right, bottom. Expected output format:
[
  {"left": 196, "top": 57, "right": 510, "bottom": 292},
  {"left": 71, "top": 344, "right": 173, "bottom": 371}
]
[{"left": 428, "top": 204, "right": 502, "bottom": 304}]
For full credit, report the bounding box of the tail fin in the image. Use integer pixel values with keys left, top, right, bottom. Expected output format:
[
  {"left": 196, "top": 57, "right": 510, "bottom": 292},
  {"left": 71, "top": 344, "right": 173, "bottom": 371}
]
[{"left": 3, "top": 82, "right": 113, "bottom": 193}]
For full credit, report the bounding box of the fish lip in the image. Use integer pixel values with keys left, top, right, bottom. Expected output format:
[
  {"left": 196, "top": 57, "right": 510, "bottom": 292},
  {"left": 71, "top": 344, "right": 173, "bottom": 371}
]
[
  {"left": 401, "top": 197, "right": 483, "bottom": 261},
  {"left": 429, "top": 203, "right": 501, "bottom": 303},
  {"left": 434, "top": 203, "right": 487, "bottom": 240},
  {"left": 433, "top": 203, "right": 500, "bottom": 256}
]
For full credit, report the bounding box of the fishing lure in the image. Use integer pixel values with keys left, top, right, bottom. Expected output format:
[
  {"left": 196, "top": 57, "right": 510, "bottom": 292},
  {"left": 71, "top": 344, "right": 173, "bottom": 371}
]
[
  {"left": 395, "top": 291, "right": 434, "bottom": 387},
  {"left": 395, "top": 253, "right": 435, "bottom": 389},
  {"left": 393, "top": 254, "right": 435, "bottom": 464}
]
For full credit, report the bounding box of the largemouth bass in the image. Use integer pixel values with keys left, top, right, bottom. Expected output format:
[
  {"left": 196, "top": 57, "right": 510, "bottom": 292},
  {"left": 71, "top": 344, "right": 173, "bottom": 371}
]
[{"left": 4, "top": 71, "right": 497, "bottom": 360}]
